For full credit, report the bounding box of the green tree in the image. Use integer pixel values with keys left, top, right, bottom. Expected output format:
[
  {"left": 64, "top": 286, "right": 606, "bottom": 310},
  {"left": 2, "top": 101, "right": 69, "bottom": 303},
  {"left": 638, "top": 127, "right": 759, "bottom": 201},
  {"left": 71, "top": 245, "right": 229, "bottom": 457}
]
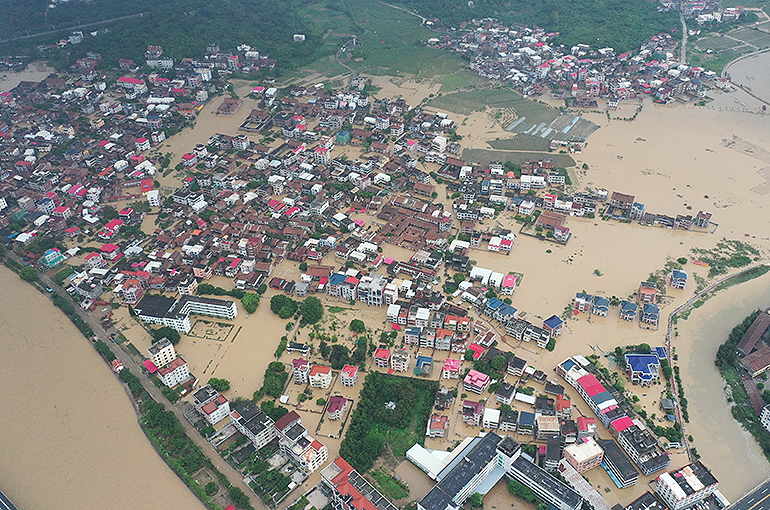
[
  {"left": 316, "top": 398, "right": 327, "bottom": 406},
  {"left": 299, "top": 261, "right": 308, "bottom": 271},
  {"left": 491, "top": 355, "right": 507, "bottom": 372},
  {"left": 241, "top": 293, "right": 260, "bottom": 314},
  {"left": 270, "top": 294, "right": 298, "bottom": 319},
  {"left": 469, "top": 493, "right": 484, "bottom": 509},
  {"left": 208, "top": 377, "right": 231, "bottom": 392},
  {"left": 453, "top": 273, "right": 466, "bottom": 285},
  {"left": 546, "top": 338, "right": 556, "bottom": 351},
  {"left": 350, "top": 319, "right": 366, "bottom": 334},
  {"left": 299, "top": 296, "right": 324, "bottom": 325},
  {"left": 151, "top": 326, "right": 181, "bottom": 345},
  {"left": 204, "top": 482, "right": 218, "bottom": 496},
  {"left": 19, "top": 266, "right": 37, "bottom": 283}
]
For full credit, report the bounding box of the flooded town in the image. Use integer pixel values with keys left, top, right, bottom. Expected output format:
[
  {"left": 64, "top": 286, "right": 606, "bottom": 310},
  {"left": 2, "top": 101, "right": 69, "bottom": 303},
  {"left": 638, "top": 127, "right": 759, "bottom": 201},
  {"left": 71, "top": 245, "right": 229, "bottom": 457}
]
[{"left": 2, "top": 2, "right": 770, "bottom": 510}]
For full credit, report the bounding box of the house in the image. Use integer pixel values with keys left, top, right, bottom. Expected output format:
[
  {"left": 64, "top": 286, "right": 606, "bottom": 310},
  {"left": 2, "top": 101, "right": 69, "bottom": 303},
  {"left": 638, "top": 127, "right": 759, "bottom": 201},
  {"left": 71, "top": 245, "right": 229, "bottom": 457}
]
[
  {"left": 200, "top": 394, "right": 230, "bottom": 425},
  {"left": 321, "top": 457, "right": 398, "bottom": 510},
  {"left": 496, "top": 382, "right": 516, "bottom": 405},
  {"left": 670, "top": 270, "right": 688, "bottom": 290},
  {"left": 293, "top": 358, "right": 311, "bottom": 384},
  {"left": 563, "top": 437, "right": 603, "bottom": 473},
  {"left": 391, "top": 348, "right": 410, "bottom": 372},
  {"left": 327, "top": 395, "right": 348, "bottom": 421},
  {"left": 620, "top": 301, "right": 637, "bottom": 321},
  {"left": 655, "top": 462, "right": 719, "bottom": 510},
  {"left": 309, "top": 364, "right": 332, "bottom": 388},
  {"left": 427, "top": 414, "right": 448, "bottom": 438},
  {"left": 625, "top": 353, "right": 660, "bottom": 386},
  {"left": 462, "top": 400, "right": 484, "bottom": 426},
  {"left": 230, "top": 400, "right": 276, "bottom": 450},
  {"left": 148, "top": 338, "right": 176, "bottom": 368},
  {"left": 574, "top": 293, "right": 592, "bottom": 313},
  {"left": 508, "top": 356, "right": 528, "bottom": 377},
  {"left": 642, "top": 303, "right": 660, "bottom": 327},
  {"left": 443, "top": 358, "right": 462, "bottom": 379},
  {"left": 340, "top": 365, "right": 358, "bottom": 386},
  {"left": 518, "top": 411, "right": 536, "bottom": 436},
  {"left": 591, "top": 296, "right": 609, "bottom": 317},
  {"left": 543, "top": 315, "right": 563, "bottom": 337},
  {"left": 40, "top": 248, "right": 65, "bottom": 268},
  {"left": 463, "top": 369, "right": 490, "bottom": 394},
  {"left": 638, "top": 282, "right": 657, "bottom": 304},
  {"left": 374, "top": 348, "right": 391, "bottom": 368},
  {"left": 483, "top": 408, "right": 500, "bottom": 429},
  {"left": 499, "top": 410, "right": 518, "bottom": 432},
  {"left": 157, "top": 357, "right": 191, "bottom": 387}
]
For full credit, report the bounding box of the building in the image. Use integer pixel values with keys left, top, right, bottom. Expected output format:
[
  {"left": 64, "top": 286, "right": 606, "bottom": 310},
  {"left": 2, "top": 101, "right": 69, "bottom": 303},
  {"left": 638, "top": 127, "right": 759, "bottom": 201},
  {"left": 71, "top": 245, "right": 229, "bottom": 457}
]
[
  {"left": 293, "top": 358, "right": 311, "bottom": 384},
  {"left": 374, "top": 348, "right": 391, "bottom": 368},
  {"left": 327, "top": 396, "right": 348, "bottom": 421},
  {"left": 443, "top": 358, "right": 462, "bottom": 379},
  {"left": 134, "top": 294, "right": 238, "bottom": 333},
  {"left": 625, "top": 353, "right": 661, "bottom": 386},
  {"left": 462, "top": 400, "right": 484, "bottom": 426},
  {"left": 340, "top": 365, "right": 358, "bottom": 386},
  {"left": 536, "top": 416, "right": 561, "bottom": 440},
  {"left": 625, "top": 492, "right": 669, "bottom": 510},
  {"left": 655, "top": 462, "right": 718, "bottom": 510},
  {"left": 762, "top": 404, "right": 770, "bottom": 433},
  {"left": 497, "top": 382, "right": 516, "bottom": 406},
  {"left": 483, "top": 408, "right": 501, "bottom": 429},
  {"left": 274, "top": 411, "right": 328, "bottom": 473},
  {"left": 563, "top": 438, "right": 603, "bottom": 473},
  {"left": 200, "top": 394, "right": 230, "bottom": 425},
  {"left": 148, "top": 338, "right": 176, "bottom": 368},
  {"left": 596, "top": 438, "right": 639, "bottom": 488},
  {"left": 391, "top": 348, "right": 410, "bottom": 372},
  {"left": 230, "top": 400, "right": 277, "bottom": 449},
  {"left": 464, "top": 369, "right": 491, "bottom": 394},
  {"left": 40, "top": 248, "right": 65, "bottom": 268},
  {"left": 642, "top": 303, "right": 660, "bottom": 327},
  {"left": 670, "top": 270, "right": 688, "bottom": 290},
  {"left": 157, "top": 357, "right": 191, "bottom": 387},
  {"left": 544, "top": 315, "right": 564, "bottom": 337},
  {"left": 309, "top": 364, "right": 332, "bottom": 389},
  {"left": 322, "top": 457, "right": 399, "bottom": 510},
  {"left": 427, "top": 414, "right": 448, "bottom": 438},
  {"left": 638, "top": 282, "right": 657, "bottom": 304}
]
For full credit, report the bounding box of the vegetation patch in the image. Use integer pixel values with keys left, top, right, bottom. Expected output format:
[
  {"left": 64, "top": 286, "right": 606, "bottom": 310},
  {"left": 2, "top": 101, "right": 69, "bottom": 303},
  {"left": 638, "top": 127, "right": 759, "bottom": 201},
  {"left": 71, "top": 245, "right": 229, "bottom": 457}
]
[{"left": 339, "top": 372, "right": 438, "bottom": 472}]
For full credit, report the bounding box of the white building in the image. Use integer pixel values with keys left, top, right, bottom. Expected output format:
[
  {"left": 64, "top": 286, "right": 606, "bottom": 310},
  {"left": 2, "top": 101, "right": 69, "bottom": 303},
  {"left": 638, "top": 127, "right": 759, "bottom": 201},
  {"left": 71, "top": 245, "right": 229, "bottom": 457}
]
[
  {"left": 655, "top": 462, "right": 718, "bottom": 510},
  {"left": 148, "top": 338, "right": 176, "bottom": 368},
  {"left": 230, "top": 400, "right": 276, "bottom": 449},
  {"left": 158, "top": 357, "right": 191, "bottom": 387}
]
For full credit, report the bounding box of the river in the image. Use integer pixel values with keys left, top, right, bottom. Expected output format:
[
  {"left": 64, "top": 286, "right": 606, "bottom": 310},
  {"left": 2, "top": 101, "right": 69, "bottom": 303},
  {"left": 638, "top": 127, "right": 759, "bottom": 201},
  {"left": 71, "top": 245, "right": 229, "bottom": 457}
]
[
  {"left": 724, "top": 51, "right": 770, "bottom": 105},
  {"left": 675, "top": 272, "right": 770, "bottom": 500},
  {"left": 0, "top": 266, "right": 204, "bottom": 510}
]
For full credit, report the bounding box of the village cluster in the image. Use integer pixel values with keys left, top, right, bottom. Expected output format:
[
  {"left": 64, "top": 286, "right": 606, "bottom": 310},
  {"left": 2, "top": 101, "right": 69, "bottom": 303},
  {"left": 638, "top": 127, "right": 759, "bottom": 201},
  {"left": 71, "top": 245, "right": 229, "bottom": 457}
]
[{"left": 428, "top": 17, "right": 737, "bottom": 105}]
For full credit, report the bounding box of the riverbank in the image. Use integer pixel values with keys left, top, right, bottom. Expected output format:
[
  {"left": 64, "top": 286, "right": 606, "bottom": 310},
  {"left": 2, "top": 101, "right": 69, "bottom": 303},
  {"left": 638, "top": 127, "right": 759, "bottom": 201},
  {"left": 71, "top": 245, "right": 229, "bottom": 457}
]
[{"left": 0, "top": 264, "right": 206, "bottom": 510}]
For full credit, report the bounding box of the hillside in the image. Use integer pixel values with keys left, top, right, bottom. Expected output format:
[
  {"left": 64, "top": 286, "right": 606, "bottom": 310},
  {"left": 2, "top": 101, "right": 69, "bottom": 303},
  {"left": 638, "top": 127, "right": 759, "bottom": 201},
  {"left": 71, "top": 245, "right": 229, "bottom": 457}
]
[
  {"left": 0, "top": 0, "right": 329, "bottom": 72},
  {"left": 392, "top": 0, "right": 679, "bottom": 51}
]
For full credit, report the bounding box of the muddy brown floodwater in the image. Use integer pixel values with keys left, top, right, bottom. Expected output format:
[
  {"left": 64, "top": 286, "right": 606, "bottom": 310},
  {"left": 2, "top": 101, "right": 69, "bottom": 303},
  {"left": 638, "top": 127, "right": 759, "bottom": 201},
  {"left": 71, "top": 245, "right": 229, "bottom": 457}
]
[{"left": 0, "top": 266, "right": 204, "bottom": 510}]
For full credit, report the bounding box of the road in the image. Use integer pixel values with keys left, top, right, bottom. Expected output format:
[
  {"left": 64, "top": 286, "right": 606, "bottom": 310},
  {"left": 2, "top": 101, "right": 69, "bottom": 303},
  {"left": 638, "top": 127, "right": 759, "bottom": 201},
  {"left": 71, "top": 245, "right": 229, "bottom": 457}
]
[
  {"left": 6, "top": 252, "right": 263, "bottom": 510},
  {"left": 680, "top": 13, "right": 688, "bottom": 64},
  {"left": 0, "top": 490, "right": 18, "bottom": 510},
  {"left": 0, "top": 12, "right": 149, "bottom": 43},
  {"left": 730, "top": 478, "right": 770, "bottom": 510}
]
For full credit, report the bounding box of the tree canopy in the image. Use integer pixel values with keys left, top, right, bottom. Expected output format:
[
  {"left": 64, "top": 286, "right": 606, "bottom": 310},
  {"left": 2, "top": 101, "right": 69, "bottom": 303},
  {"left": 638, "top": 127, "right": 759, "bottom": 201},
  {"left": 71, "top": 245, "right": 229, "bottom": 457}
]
[
  {"left": 151, "top": 326, "right": 181, "bottom": 345},
  {"left": 299, "top": 296, "right": 323, "bottom": 325},
  {"left": 270, "top": 294, "right": 298, "bottom": 319},
  {"left": 350, "top": 319, "right": 366, "bottom": 334},
  {"left": 208, "top": 378, "right": 231, "bottom": 392}
]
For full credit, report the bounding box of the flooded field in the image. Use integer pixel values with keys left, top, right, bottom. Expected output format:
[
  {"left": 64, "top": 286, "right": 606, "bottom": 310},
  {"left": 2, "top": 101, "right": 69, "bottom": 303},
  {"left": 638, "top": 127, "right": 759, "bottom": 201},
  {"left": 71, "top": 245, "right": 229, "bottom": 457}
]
[{"left": 0, "top": 266, "right": 204, "bottom": 510}]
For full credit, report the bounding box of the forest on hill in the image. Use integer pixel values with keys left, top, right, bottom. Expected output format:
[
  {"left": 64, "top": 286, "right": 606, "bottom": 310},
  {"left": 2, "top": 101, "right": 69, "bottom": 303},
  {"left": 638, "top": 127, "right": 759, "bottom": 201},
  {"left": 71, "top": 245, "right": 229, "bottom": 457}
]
[
  {"left": 1, "top": 0, "right": 677, "bottom": 71},
  {"left": 0, "top": 0, "right": 328, "bottom": 72}
]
